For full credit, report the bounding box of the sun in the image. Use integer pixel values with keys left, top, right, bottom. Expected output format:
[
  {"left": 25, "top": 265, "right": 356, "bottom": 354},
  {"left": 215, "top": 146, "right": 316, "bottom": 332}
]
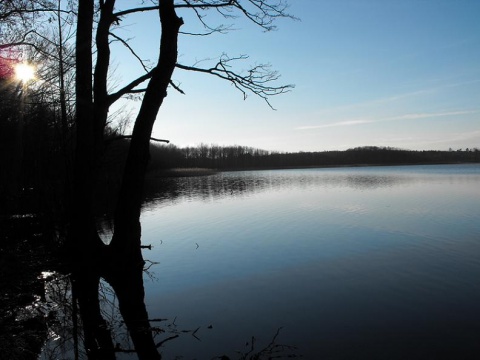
[{"left": 14, "top": 63, "right": 35, "bottom": 83}]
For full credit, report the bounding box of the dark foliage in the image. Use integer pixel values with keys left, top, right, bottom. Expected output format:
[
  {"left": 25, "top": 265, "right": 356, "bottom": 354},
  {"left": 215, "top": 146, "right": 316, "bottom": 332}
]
[{"left": 147, "top": 143, "right": 480, "bottom": 173}]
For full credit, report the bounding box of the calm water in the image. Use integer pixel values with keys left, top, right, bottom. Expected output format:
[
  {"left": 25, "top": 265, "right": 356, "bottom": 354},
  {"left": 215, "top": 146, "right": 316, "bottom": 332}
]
[{"left": 138, "top": 164, "right": 480, "bottom": 359}]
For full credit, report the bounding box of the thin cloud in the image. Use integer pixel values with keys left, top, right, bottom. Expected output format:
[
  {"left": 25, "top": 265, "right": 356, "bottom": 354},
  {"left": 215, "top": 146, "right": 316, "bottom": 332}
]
[
  {"left": 384, "top": 110, "right": 477, "bottom": 121},
  {"left": 295, "top": 119, "right": 373, "bottom": 130},
  {"left": 313, "top": 90, "right": 431, "bottom": 116},
  {"left": 296, "top": 110, "right": 478, "bottom": 131}
]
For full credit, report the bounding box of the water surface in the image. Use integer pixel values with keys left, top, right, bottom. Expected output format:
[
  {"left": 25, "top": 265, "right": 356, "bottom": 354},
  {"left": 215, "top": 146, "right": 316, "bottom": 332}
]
[{"left": 139, "top": 164, "right": 480, "bottom": 359}]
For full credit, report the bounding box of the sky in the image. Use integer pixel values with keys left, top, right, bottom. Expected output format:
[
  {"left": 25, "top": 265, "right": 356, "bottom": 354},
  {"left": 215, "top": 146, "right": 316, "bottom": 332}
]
[{"left": 111, "top": 0, "right": 480, "bottom": 152}]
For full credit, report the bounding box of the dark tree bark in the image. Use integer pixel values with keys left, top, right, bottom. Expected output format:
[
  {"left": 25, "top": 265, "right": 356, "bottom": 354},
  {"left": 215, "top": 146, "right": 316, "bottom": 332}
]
[
  {"left": 70, "top": 1, "right": 182, "bottom": 359},
  {"left": 109, "top": 0, "right": 183, "bottom": 265},
  {"left": 93, "top": 0, "right": 115, "bottom": 159},
  {"left": 104, "top": 5, "right": 183, "bottom": 359},
  {"left": 69, "top": 0, "right": 105, "bottom": 259}
]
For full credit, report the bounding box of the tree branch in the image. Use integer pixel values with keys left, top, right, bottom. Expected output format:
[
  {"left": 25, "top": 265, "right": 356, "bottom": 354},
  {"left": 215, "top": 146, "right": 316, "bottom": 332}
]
[
  {"left": 111, "top": 1, "right": 293, "bottom": 35},
  {"left": 0, "top": 7, "right": 75, "bottom": 21},
  {"left": 0, "top": 29, "right": 43, "bottom": 53},
  {"left": 107, "top": 70, "right": 155, "bottom": 105},
  {"left": 109, "top": 32, "right": 150, "bottom": 73},
  {"left": 169, "top": 80, "right": 185, "bottom": 94},
  {"left": 113, "top": 6, "right": 159, "bottom": 19},
  {"left": 179, "top": 24, "right": 232, "bottom": 36},
  {"left": 176, "top": 54, "right": 293, "bottom": 109},
  {"left": 176, "top": 0, "right": 296, "bottom": 31},
  {"left": 174, "top": 1, "right": 234, "bottom": 10},
  {"left": 106, "top": 135, "right": 170, "bottom": 144}
]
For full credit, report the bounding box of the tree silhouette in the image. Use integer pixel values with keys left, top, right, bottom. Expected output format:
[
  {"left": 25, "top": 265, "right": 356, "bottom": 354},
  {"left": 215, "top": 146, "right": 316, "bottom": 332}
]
[
  {"left": 71, "top": 1, "right": 294, "bottom": 359},
  {"left": 68, "top": 0, "right": 293, "bottom": 256},
  {"left": 1, "top": 1, "right": 293, "bottom": 358}
]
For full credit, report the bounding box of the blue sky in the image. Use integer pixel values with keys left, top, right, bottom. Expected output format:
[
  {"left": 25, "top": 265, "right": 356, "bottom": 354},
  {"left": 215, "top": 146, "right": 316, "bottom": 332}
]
[{"left": 112, "top": 0, "right": 480, "bottom": 152}]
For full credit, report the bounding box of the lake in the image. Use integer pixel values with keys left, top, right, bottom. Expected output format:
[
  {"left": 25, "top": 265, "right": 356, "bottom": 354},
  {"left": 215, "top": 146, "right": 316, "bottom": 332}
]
[{"left": 134, "top": 164, "right": 480, "bottom": 359}]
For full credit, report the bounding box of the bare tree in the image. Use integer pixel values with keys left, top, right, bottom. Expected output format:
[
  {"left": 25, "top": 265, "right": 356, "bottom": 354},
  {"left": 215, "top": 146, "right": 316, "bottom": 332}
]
[
  {"left": 2, "top": 1, "right": 294, "bottom": 358},
  {"left": 68, "top": 0, "right": 293, "bottom": 263}
]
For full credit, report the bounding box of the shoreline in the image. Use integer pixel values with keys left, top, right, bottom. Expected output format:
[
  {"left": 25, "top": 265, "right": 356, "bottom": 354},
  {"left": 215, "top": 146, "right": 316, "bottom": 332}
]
[{"left": 146, "top": 161, "right": 478, "bottom": 178}]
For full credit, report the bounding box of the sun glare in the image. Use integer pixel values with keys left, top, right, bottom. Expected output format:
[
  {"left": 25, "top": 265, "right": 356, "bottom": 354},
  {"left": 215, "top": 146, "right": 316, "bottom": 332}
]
[{"left": 15, "top": 63, "right": 35, "bottom": 83}]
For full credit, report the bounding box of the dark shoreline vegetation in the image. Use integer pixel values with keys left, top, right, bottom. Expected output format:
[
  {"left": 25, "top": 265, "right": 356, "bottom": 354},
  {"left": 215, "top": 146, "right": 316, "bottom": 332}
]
[{"left": 145, "top": 143, "right": 480, "bottom": 176}]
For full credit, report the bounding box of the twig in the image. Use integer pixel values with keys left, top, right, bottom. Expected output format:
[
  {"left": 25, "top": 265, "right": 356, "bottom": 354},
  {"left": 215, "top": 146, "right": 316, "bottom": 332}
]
[
  {"left": 105, "top": 135, "right": 170, "bottom": 144},
  {"left": 156, "top": 334, "right": 180, "bottom": 348}
]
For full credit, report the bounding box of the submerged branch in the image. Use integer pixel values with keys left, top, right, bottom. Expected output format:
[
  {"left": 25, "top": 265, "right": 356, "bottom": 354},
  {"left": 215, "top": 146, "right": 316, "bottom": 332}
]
[{"left": 156, "top": 334, "right": 180, "bottom": 348}]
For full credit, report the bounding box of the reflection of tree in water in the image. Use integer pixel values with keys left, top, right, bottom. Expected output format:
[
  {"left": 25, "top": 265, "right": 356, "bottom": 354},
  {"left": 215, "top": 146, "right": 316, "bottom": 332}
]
[
  {"left": 40, "top": 268, "right": 195, "bottom": 360},
  {"left": 40, "top": 272, "right": 90, "bottom": 360},
  {"left": 142, "top": 170, "right": 412, "bottom": 208},
  {"left": 39, "top": 266, "right": 299, "bottom": 360},
  {"left": 83, "top": 168, "right": 413, "bottom": 359}
]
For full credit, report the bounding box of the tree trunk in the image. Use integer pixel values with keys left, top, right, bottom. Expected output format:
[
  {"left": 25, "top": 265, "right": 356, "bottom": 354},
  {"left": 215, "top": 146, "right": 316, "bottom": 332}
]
[
  {"left": 110, "top": 0, "right": 183, "bottom": 264},
  {"left": 93, "top": 0, "right": 115, "bottom": 161},
  {"left": 69, "top": 1, "right": 183, "bottom": 359},
  {"left": 68, "top": 0, "right": 105, "bottom": 259}
]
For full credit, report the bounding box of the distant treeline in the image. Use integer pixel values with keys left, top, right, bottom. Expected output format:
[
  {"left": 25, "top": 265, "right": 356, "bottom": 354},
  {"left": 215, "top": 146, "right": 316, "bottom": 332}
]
[{"left": 146, "top": 143, "right": 480, "bottom": 172}]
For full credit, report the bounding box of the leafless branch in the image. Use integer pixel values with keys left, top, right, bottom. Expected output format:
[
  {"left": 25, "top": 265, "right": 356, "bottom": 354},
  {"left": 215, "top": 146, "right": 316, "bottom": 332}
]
[
  {"left": 176, "top": 54, "right": 293, "bottom": 109},
  {"left": 0, "top": 7, "right": 74, "bottom": 20},
  {"left": 127, "top": 88, "right": 147, "bottom": 94},
  {"left": 174, "top": 1, "right": 235, "bottom": 10},
  {"left": 112, "top": 1, "right": 293, "bottom": 36},
  {"left": 182, "top": 0, "right": 230, "bottom": 33},
  {"left": 113, "top": 6, "right": 159, "bottom": 19},
  {"left": 176, "top": 0, "right": 296, "bottom": 31},
  {"left": 179, "top": 23, "right": 233, "bottom": 36},
  {"left": 109, "top": 32, "right": 150, "bottom": 72},
  {"left": 169, "top": 80, "right": 185, "bottom": 94},
  {"left": 106, "top": 135, "right": 169, "bottom": 144},
  {"left": 107, "top": 70, "right": 155, "bottom": 105}
]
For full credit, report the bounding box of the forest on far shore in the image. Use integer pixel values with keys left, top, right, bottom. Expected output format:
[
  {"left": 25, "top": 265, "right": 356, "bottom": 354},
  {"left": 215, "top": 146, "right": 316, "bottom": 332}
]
[
  {"left": 140, "top": 143, "right": 480, "bottom": 173},
  {"left": 92, "top": 141, "right": 480, "bottom": 186}
]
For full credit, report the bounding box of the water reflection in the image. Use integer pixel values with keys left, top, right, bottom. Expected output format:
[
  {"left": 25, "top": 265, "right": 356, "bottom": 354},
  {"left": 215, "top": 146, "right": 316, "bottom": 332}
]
[
  {"left": 39, "top": 267, "right": 189, "bottom": 360},
  {"left": 39, "top": 266, "right": 298, "bottom": 360},
  {"left": 142, "top": 167, "right": 416, "bottom": 209},
  {"left": 56, "top": 164, "right": 480, "bottom": 359},
  {"left": 144, "top": 165, "right": 479, "bottom": 208},
  {"left": 138, "top": 164, "right": 480, "bottom": 359}
]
